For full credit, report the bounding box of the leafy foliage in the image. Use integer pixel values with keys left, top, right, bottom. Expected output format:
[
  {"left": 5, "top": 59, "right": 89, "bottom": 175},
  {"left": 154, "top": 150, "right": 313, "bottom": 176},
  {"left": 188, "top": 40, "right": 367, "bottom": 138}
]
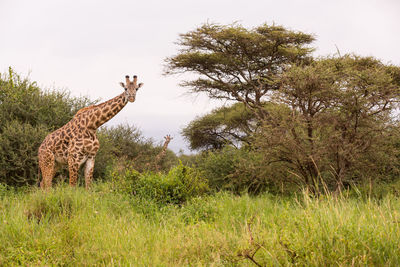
[
  {"left": 0, "top": 121, "right": 48, "bottom": 186},
  {"left": 108, "top": 163, "right": 209, "bottom": 205},
  {"left": 257, "top": 55, "right": 400, "bottom": 192},
  {"left": 182, "top": 102, "right": 257, "bottom": 150},
  {"left": 165, "top": 22, "right": 315, "bottom": 120},
  {"left": 194, "top": 146, "right": 292, "bottom": 195},
  {"left": 0, "top": 67, "right": 93, "bottom": 130}
]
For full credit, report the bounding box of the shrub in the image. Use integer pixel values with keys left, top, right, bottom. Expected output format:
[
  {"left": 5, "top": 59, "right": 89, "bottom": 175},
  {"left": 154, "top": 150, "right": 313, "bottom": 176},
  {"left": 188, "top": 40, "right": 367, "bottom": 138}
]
[
  {"left": 195, "top": 146, "right": 239, "bottom": 191},
  {"left": 195, "top": 146, "right": 294, "bottom": 195},
  {"left": 0, "top": 120, "right": 48, "bottom": 186},
  {"left": 108, "top": 167, "right": 141, "bottom": 195},
  {"left": 108, "top": 163, "right": 209, "bottom": 205}
]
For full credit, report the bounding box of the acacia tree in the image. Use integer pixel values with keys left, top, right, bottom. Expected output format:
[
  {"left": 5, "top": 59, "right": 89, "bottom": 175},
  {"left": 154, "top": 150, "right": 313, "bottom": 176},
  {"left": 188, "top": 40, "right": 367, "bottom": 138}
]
[
  {"left": 259, "top": 55, "right": 400, "bottom": 192},
  {"left": 165, "top": 23, "right": 314, "bottom": 120}
]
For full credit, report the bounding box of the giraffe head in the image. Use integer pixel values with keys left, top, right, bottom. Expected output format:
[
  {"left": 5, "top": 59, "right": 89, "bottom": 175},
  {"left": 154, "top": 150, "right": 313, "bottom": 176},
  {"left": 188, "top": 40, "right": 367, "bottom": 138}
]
[
  {"left": 119, "top": 75, "right": 144, "bottom": 102},
  {"left": 164, "top": 135, "right": 173, "bottom": 143}
]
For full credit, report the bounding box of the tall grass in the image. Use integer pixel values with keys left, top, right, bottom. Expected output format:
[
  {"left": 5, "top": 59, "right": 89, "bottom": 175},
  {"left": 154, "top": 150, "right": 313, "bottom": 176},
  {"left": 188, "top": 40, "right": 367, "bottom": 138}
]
[{"left": 1, "top": 184, "right": 400, "bottom": 266}]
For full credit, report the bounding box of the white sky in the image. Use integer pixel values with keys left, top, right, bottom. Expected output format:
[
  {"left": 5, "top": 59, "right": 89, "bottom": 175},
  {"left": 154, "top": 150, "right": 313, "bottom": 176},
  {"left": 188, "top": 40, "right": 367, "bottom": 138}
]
[{"left": 1, "top": 0, "right": 399, "bottom": 153}]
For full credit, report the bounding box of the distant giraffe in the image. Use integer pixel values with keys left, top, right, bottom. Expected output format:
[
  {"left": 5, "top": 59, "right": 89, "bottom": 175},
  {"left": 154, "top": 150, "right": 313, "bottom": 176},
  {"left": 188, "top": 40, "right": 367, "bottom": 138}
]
[
  {"left": 38, "top": 75, "right": 144, "bottom": 189},
  {"left": 154, "top": 135, "right": 173, "bottom": 172}
]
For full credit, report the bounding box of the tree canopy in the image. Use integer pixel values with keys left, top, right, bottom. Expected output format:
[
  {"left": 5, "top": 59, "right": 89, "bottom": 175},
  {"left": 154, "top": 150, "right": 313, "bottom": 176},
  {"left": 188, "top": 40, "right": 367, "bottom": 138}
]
[
  {"left": 165, "top": 23, "right": 315, "bottom": 120},
  {"left": 182, "top": 102, "right": 257, "bottom": 150},
  {"left": 261, "top": 55, "right": 400, "bottom": 191}
]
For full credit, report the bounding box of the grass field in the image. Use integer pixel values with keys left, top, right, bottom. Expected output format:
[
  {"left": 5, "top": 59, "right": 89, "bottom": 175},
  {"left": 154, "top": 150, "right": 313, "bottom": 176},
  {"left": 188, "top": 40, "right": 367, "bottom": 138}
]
[{"left": 1, "top": 183, "right": 400, "bottom": 266}]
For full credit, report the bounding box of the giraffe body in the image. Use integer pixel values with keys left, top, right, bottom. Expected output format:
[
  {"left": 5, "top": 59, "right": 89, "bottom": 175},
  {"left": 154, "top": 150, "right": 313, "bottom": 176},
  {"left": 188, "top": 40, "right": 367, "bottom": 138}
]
[{"left": 39, "top": 75, "right": 143, "bottom": 189}]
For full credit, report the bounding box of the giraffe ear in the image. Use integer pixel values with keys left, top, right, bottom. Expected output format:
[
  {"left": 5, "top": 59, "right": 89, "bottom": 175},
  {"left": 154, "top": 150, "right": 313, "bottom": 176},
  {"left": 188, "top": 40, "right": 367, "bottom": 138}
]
[
  {"left": 138, "top": 83, "right": 144, "bottom": 89},
  {"left": 120, "top": 82, "right": 126, "bottom": 89}
]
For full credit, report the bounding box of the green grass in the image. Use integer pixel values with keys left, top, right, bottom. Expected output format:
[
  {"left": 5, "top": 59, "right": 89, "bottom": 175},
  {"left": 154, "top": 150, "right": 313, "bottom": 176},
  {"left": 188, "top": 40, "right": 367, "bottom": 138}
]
[{"left": 1, "top": 184, "right": 400, "bottom": 266}]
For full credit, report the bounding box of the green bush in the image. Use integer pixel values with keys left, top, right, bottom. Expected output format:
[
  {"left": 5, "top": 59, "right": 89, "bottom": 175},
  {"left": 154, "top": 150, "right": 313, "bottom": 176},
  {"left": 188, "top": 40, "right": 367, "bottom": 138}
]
[
  {"left": 195, "top": 146, "right": 293, "bottom": 195},
  {"left": 0, "top": 120, "right": 48, "bottom": 186},
  {"left": 0, "top": 68, "right": 92, "bottom": 131},
  {"left": 108, "top": 163, "right": 209, "bottom": 205},
  {"left": 108, "top": 167, "right": 141, "bottom": 195},
  {"left": 195, "top": 147, "right": 239, "bottom": 192}
]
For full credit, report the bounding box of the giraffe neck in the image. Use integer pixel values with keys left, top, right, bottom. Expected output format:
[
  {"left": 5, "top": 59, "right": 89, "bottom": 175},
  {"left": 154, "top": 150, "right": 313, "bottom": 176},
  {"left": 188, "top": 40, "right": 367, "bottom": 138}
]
[
  {"left": 155, "top": 140, "right": 171, "bottom": 161},
  {"left": 161, "top": 141, "right": 170, "bottom": 153},
  {"left": 87, "top": 93, "right": 128, "bottom": 130}
]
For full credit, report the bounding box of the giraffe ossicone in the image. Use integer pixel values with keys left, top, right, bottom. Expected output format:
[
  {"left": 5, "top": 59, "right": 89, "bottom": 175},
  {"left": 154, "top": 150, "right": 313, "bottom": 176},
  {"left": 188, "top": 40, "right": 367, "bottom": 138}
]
[{"left": 38, "top": 75, "right": 144, "bottom": 189}]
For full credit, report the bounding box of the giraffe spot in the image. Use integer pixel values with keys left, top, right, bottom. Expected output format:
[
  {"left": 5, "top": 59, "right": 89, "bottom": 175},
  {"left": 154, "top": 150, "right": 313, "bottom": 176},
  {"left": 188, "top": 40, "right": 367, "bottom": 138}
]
[{"left": 84, "top": 140, "right": 92, "bottom": 146}]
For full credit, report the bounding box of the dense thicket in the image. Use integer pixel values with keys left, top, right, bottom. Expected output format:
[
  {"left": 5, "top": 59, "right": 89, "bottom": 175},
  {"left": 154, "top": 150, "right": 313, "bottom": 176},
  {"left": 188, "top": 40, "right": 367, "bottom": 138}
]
[{"left": 166, "top": 23, "right": 400, "bottom": 194}]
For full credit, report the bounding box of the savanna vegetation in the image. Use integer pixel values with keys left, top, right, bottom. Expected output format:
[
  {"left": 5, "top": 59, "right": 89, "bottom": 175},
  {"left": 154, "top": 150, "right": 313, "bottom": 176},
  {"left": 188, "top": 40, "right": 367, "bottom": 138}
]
[{"left": 1, "top": 22, "right": 400, "bottom": 266}]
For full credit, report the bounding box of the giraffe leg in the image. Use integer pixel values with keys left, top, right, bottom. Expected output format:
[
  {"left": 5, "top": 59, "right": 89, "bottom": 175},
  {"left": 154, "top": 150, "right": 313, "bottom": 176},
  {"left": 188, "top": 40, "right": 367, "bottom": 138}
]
[
  {"left": 39, "top": 151, "right": 55, "bottom": 190},
  {"left": 84, "top": 156, "right": 95, "bottom": 190},
  {"left": 68, "top": 153, "right": 86, "bottom": 187}
]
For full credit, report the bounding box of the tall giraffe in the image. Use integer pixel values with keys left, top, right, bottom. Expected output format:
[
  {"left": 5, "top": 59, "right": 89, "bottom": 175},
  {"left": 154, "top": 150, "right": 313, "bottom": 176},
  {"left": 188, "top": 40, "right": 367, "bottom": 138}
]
[
  {"left": 38, "top": 75, "right": 143, "bottom": 189},
  {"left": 154, "top": 135, "right": 173, "bottom": 172}
]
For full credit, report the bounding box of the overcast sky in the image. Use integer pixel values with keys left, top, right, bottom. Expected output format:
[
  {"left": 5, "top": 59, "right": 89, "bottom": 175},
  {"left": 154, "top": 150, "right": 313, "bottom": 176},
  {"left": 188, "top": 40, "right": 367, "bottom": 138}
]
[{"left": 1, "top": 0, "right": 399, "bottom": 153}]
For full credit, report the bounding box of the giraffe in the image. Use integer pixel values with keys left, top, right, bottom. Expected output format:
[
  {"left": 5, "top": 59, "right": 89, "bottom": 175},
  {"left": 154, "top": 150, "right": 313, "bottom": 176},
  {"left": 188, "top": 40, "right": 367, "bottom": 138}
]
[
  {"left": 154, "top": 135, "right": 173, "bottom": 172},
  {"left": 38, "top": 75, "right": 143, "bottom": 189}
]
